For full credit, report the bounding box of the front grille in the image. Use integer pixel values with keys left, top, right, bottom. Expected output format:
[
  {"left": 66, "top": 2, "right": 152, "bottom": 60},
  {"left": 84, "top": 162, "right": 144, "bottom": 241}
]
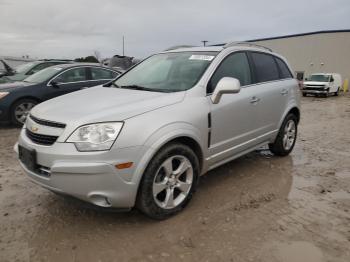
[
  {"left": 304, "top": 86, "right": 326, "bottom": 91},
  {"left": 29, "top": 114, "right": 66, "bottom": 128},
  {"left": 26, "top": 129, "right": 58, "bottom": 146}
]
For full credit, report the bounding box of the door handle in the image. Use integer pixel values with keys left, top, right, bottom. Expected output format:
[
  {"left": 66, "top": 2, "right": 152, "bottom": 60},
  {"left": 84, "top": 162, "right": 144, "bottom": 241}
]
[
  {"left": 250, "top": 96, "right": 260, "bottom": 104},
  {"left": 281, "top": 89, "right": 288, "bottom": 95}
]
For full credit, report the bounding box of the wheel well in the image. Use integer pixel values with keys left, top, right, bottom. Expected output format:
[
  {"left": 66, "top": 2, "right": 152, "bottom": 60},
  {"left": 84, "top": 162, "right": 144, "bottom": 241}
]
[
  {"left": 11, "top": 96, "right": 41, "bottom": 107},
  {"left": 288, "top": 107, "right": 300, "bottom": 123},
  {"left": 163, "top": 136, "right": 204, "bottom": 172},
  {"left": 10, "top": 96, "right": 41, "bottom": 112}
]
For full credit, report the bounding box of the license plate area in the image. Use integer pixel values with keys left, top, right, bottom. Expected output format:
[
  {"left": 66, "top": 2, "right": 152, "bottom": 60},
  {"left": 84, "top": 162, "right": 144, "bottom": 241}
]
[{"left": 18, "top": 145, "right": 37, "bottom": 172}]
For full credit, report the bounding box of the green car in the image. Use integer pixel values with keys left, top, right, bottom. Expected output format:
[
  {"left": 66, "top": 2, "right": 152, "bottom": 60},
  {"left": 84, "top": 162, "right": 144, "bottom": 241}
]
[{"left": 0, "top": 60, "right": 71, "bottom": 84}]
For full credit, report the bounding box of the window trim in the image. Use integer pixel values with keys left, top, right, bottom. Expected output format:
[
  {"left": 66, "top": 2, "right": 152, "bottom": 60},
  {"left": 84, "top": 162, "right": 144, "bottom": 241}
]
[
  {"left": 206, "top": 51, "right": 253, "bottom": 94},
  {"left": 47, "top": 66, "right": 119, "bottom": 86}
]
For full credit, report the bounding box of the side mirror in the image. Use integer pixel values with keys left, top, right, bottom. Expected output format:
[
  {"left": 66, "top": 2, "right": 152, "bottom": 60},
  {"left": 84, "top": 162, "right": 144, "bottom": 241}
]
[
  {"left": 211, "top": 77, "right": 241, "bottom": 104},
  {"left": 330, "top": 77, "right": 334, "bottom": 82},
  {"left": 304, "top": 78, "right": 308, "bottom": 81},
  {"left": 50, "top": 81, "right": 60, "bottom": 88}
]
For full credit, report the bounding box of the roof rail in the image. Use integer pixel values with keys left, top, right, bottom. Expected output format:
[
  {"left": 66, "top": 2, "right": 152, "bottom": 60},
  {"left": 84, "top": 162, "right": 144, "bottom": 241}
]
[
  {"left": 223, "top": 41, "right": 273, "bottom": 52},
  {"left": 164, "top": 45, "right": 196, "bottom": 51}
]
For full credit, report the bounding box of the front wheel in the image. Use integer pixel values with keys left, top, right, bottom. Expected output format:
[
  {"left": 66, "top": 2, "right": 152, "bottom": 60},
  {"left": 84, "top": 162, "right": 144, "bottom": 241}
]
[
  {"left": 136, "top": 143, "right": 199, "bottom": 219},
  {"left": 10, "top": 98, "right": 37, "bottom": 126},
  {"left": 334, "top": 87, "right": 340, "bottom": 96},
  {"left": 269, "top": 114, "right": 298, "bottom": 156}
]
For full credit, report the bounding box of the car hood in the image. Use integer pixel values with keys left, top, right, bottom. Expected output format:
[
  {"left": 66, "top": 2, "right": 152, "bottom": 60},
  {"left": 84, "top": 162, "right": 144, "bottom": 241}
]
[
  {"left": 31, "top": 86, "right": 185, "bottom": 126},
  {"left": 0, "top": 81, "right": 33, "bottom": 91},
  {"left": 304, "top": 81, "right": 328, "bottom": 86}
]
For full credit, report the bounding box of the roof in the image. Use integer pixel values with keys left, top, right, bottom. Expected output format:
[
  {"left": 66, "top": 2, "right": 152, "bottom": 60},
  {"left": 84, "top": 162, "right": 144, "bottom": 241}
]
[
  {"left": 213, "top": 29, "right": 350, "bottom": 46},
  {"left": 50, "top": 63, "right": 118, "bottom": 71}
]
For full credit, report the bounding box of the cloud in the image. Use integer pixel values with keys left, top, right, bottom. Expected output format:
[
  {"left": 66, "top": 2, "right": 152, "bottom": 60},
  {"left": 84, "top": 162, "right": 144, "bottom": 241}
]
[{"left": 0, "top": 0, "right": 349, "bottom": 59}]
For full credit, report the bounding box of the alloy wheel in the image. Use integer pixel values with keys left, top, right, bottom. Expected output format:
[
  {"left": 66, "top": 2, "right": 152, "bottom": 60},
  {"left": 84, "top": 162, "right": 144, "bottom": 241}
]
[{"left": 153, "top": 155, "right": 193, "bottom": 209}]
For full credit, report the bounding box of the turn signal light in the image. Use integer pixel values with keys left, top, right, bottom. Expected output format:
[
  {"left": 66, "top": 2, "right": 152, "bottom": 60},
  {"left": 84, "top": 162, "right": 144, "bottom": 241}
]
[{"left": 115, "top": 162, "right": 133, "bottom": 169}]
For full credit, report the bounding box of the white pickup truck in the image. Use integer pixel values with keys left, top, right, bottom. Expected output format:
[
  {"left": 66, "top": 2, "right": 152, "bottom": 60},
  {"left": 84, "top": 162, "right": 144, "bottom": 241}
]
[{"left": 302, "top": 73, "right": 342, "bottom": 97}]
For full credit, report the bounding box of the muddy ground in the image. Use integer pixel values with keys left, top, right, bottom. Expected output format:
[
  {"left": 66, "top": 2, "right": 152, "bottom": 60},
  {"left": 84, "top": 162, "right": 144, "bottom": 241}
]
[{"left": 0, "top": 95, "right": 350, "bottom": 262}]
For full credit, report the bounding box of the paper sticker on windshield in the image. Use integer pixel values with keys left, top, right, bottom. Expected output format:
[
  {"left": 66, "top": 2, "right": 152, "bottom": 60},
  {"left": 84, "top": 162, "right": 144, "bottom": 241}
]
[{"left": 189, "top": 55, "right": 214, "bottom": 61}]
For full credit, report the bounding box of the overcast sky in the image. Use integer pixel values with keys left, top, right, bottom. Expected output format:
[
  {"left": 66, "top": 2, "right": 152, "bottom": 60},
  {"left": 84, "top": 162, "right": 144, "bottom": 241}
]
[{"left": 0, "top": 0, "right": 349, "bottom": 59}]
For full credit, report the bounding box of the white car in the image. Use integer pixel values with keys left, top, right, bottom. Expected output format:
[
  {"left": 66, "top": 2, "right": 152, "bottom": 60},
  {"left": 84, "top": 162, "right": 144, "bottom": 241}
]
[{"left": 302, "top": 73, "right": 342, "bottom": 96}]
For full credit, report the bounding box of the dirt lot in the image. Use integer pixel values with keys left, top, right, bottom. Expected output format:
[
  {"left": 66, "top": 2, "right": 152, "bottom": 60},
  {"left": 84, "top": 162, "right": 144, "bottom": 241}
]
[{"left": 0, "top": 95, "right": 349, "bottom": 262}]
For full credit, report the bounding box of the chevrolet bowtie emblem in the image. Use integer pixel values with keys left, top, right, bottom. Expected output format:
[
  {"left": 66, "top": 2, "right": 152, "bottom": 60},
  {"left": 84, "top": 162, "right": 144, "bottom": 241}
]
[{"left": 31, "top": 126, "right": 39, "bottom": 132}]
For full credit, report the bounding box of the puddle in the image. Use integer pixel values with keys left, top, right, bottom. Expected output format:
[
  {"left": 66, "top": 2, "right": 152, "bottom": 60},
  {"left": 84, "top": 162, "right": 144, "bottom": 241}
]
[
  {"left": 274, "top": 241, "right": 324, "bottom": 262},
  {"left": 335, "top": 171, "right": 350, "bottom": 179}
]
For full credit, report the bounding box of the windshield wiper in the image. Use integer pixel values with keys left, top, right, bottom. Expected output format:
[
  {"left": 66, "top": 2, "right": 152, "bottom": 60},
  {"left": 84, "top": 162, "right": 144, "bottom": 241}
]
[{"left": 120, "top": 85, "right": 157, "bottom": 92}]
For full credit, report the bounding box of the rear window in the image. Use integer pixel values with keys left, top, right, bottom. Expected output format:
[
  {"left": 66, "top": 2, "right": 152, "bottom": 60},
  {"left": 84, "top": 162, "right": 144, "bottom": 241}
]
[
  {"left": 275, "top": 57, "right": 293, "bottom": 79},
  {"left": 251, "top": 52, "right": 279, "bottom": 83}
]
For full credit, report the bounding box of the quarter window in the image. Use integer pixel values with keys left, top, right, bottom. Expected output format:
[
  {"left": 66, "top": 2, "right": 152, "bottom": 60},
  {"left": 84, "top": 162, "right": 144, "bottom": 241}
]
[
  {"left": 251, "top": 52, "right": 279, "bottom": 82},
  {"left": 275, "top": 57, "right": 293, "bottom": 79},
  {"left": 54, "top": 68, "right": 87, "bottom": 83},
  {"left": 208, "top": 52, "right": 252, "bottom": 93},
  {"left": 91, "top": 68, "right": 118, "bottom": 80}
]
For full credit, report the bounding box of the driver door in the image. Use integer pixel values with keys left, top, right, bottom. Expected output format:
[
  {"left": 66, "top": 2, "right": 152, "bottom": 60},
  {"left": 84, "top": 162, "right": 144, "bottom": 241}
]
[
  {"left": 45, "top": 67, "right": 89, "bottom": 100},
  {"left": 208, "top": 52, "right": 261, "bottom": 166}
]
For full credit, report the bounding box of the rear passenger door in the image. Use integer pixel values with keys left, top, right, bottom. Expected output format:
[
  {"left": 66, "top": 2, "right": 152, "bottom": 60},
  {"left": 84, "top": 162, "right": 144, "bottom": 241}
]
[{"left": 248, "top": 52, "right": 292, "bottom": 137}]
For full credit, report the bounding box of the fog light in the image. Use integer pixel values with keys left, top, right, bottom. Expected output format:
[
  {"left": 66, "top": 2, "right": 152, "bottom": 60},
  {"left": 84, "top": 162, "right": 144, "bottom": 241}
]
[{"left": 89, "top": 194, "right": 112, "bottom": 207}]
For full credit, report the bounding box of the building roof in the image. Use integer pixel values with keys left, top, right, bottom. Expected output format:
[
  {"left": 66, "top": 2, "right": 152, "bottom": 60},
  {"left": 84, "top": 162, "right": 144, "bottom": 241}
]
[{"left": 213, "top": 29, "right": 350, "bottom": 46}]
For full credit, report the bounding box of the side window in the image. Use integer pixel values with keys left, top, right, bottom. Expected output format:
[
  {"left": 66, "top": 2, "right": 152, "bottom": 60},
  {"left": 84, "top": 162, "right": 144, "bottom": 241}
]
[
  {"left": 208, "top": 52, "right": 252, "bottom": 93},
  {"left": 275, "top": 57, "right": 293, "bottom": 79},
  {"left": 251, "top": 52, "right": 279, "bottom": 82},
  {"left": 54, "top": 68, "right": 87, "bottom": 83},
  {"left": 28, "top": 63, "right": 51, "bottom": 75},
  {"left": 91, "top": 67, "right": 117, "bottom": 80}
]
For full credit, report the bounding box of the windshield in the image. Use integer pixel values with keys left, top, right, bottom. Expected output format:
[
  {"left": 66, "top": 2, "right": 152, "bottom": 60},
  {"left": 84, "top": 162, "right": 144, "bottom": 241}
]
[
  {"left": 114, "top": 52, "right": 217, "bottom": 92},
  {"left": 308, "top": 74, "right": 330, "bottom": 82},
  {"left": 15, "top": 62, "right": 37, "bottom": 74},
  {"left": 24, "top": 66, "right": 63, "bottom": 83}
]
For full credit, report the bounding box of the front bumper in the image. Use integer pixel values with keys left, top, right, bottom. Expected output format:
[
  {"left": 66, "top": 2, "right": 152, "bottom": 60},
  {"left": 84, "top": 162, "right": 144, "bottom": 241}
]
[
  {"left": 16, "top": 128, "right": 148, "bottom": 208},
  {"left": 302, "top": 89, "right": 328, "bottom": 94}
]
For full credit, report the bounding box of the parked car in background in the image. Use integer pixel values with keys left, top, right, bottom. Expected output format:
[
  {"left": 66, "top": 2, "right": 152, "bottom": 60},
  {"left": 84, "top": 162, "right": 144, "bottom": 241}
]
[
  {"left": 0, "top": 60, "right": 72, "bottom": 84},
  {"left": 302, "top": 73, "right": 342, "bottom": 97},
  {"left": 0, "top": 64, "right": 120, "bottom": 125},
  {"left": 15, "top": 43, "right": 300, "bottom": 219}
]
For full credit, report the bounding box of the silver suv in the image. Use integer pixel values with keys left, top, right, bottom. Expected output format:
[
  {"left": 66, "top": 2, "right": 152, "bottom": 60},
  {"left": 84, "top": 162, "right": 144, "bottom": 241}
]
[{"left": 16, "top": 43, "right": 300, "bottom": 219}]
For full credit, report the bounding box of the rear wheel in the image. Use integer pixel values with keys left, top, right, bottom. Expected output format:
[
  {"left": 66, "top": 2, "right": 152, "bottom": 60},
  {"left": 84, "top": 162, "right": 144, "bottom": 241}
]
[
  {"left": 269, "top": 114, "right": 298, "bottom": 156},
  {"left": 10, "top": 98, "right": 37, "bottom": 126},
  {"left": 137, "top": 143, "right": 199, "bottom": 219}
]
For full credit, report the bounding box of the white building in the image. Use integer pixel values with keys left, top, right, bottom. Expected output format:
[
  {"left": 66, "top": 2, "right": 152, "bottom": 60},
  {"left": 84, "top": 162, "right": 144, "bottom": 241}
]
[{"left": 248, "top": 30, "right": 350, "bottom": 82}]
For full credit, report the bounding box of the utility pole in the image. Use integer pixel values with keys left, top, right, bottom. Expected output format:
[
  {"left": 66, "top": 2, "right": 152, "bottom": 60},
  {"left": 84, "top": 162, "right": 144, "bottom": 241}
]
[
  {"left": 201, "top": 40, "right": 208, "bottom": 47},
  {"left": 122, "top": 36, "right": 125, "bottom": 56}
]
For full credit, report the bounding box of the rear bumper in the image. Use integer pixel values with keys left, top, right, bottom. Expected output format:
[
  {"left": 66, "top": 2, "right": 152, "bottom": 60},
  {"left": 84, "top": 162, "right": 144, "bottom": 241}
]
[{"left": 16, "top": 128, "right": 149, "bottom": 208}]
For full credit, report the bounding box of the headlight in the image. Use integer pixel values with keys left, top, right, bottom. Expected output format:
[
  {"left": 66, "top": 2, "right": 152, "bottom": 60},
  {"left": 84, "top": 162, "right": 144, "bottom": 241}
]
[
  {"left": 66, "top": 122, "right": 123, "bottom": 152},
  {"left": 0, "top": 92, "right": 9, "bottom": 99}
]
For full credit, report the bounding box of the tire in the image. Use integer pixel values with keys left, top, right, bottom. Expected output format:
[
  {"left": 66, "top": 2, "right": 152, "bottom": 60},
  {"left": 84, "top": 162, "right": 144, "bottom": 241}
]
[
  {"left": 334, "top": 87, "right": 340, "bottom": 96},
  {"left": 10, "top": 98, "right": 38, "bottom": 127},
  {"left": 136, "top": 143, "right": 200, "bottom": 220},
  {"left": 269, "top": 114, "right": 298, "bottom": 156},
  {"left": 302, "top": 93, "right": 306, "bottom": 97}
]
